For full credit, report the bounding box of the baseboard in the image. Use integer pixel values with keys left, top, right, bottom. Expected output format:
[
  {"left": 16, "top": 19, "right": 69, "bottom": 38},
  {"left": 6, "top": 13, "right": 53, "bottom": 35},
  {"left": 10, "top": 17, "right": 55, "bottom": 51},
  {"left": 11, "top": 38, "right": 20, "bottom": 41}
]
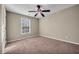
[
  {"left": 7, "top": 35, "right": 39, "bottom": 43},
  {"left": 40, "top": 35, "right": 79, "bottom": 45},
  {"left": 7, "top": 34, "right": 79, "bottom": 45}
]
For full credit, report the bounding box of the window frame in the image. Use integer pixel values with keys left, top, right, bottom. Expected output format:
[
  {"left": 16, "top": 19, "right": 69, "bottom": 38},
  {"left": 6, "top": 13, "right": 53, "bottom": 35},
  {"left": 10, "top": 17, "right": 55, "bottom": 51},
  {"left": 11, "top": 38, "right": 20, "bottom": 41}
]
[{"left": 21, "top": 16, "right": 31, "bottom": 34}]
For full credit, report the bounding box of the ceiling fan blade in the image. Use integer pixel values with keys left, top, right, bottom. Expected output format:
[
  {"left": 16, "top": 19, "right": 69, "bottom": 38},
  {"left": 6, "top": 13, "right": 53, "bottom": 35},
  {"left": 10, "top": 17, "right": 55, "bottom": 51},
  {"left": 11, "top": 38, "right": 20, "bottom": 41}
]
[
  {"left": 28, "top": 11, "right": 37, "bottom": 12},
  {"left": 41, "top": 13, "right": 45, "bottom": 17},
  {"left": 37, "top": 5, "right": 41, "bottom": 9},
  {"left": 34, "top": 13, "right": 38, "bottom": 17},
  {"left": 42, "top": 10, "right": 50, "bottom": 12}
]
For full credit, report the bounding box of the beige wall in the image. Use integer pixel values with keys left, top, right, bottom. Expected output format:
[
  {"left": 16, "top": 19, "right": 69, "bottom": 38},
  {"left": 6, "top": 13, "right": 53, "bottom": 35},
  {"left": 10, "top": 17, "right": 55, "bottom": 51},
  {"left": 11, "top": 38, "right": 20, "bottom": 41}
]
[
  {"left": 39, "top": 5, "right": 79, "bottom": 44},
  {"left": 6, "top": 12, "right": 39, "bottom": 42}
]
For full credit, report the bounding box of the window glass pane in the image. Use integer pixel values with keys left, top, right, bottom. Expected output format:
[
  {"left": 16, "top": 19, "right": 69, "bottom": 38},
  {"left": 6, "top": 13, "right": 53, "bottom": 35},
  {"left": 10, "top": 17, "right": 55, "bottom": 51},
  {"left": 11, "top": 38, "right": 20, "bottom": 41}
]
[{"left": 21, "top": 16, "right": 30, "bottom": 33}]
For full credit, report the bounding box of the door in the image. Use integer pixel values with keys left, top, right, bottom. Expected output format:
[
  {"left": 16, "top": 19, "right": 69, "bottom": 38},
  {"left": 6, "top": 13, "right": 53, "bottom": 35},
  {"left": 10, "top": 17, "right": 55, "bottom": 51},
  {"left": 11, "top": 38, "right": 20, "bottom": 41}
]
[{"left": 1, "top": 5, "right": 6, "bottom": 53}]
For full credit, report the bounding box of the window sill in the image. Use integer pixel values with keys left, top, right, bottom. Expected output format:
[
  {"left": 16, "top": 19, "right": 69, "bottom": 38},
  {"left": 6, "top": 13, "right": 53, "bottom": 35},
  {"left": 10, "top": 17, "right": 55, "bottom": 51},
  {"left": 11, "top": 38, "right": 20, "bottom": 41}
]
[{"left": 20, "top": 31, "right": 31, "bottom": 35}]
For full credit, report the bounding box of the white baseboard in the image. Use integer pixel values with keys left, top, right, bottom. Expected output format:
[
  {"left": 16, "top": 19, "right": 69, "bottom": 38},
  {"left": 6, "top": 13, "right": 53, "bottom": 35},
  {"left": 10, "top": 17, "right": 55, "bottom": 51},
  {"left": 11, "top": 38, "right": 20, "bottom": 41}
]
[
  {"left": 7, "top": 35, "right": 39, "bottom": 43},
  {"left": 40, "top": 35, "right": 79, "bottom": 45},
  {"left": 7, "top": 34, "right": 79, "bottom": 45}
]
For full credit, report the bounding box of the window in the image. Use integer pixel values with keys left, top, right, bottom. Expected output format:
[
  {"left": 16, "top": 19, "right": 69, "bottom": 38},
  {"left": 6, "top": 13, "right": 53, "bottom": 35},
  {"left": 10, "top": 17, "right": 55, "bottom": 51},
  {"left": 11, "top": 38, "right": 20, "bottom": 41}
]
[{"left": 21, "top": 16, "right": 31, "bottom": 34}]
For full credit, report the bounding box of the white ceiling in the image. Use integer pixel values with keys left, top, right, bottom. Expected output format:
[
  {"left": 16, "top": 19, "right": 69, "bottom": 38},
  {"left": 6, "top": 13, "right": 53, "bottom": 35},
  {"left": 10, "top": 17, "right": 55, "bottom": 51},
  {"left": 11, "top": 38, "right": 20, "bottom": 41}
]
[{"left": 5, "top": 4, "right": 76, "bottom": 19}]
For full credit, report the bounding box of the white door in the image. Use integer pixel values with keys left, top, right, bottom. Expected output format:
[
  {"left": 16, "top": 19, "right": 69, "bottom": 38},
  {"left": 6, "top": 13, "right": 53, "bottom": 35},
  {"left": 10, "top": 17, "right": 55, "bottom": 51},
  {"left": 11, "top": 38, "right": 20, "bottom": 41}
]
[{"left": 1, "top": 5, "right": 6, "bottom": 53}]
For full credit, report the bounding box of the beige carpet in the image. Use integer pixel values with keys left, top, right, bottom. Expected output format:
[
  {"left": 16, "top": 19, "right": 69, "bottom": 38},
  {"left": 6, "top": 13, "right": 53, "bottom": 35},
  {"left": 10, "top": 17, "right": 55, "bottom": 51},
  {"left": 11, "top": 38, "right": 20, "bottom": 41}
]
[{"left": 5, "top": 36, "right": 79, "bottom": 54}]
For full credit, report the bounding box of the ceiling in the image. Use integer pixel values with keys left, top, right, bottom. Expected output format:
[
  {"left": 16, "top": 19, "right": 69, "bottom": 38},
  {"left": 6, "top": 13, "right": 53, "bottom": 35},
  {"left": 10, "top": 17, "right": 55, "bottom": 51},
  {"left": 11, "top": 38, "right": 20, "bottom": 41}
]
[{"left": 5, "top": 4, "right": 76, "bottom": 19}]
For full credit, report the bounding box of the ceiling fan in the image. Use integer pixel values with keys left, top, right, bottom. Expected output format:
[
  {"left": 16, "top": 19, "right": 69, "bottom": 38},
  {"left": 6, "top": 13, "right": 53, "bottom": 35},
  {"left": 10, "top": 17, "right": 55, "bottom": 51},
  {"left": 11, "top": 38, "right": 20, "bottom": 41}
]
[{"left": 28, "top": 5, "right": 50, "bottom": 17}]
